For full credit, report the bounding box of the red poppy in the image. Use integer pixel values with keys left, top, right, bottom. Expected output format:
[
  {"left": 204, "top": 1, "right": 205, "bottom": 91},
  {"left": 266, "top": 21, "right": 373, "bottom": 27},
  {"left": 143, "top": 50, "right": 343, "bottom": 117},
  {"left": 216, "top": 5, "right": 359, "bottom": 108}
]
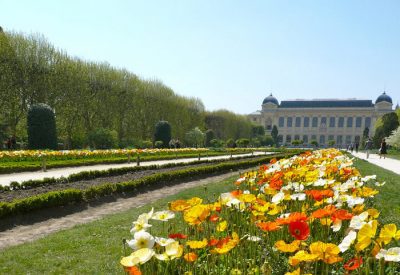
[
  {"left": 209, "top": 214, "right": 219, "bottom": 222},
  {"left": 289, "top": 221, "right": 310, "bottom": 240},
  {"left": 332, "top": 209, "right": 353, "bottom": 221},
  {"left": 124, "top": 266, "right": 142, "bottom": 275},
  {"left": 208, "top": 238, "right": 219, "bottom": 246},
  {"left": 344, "top": 257, "right": 363, "bottom": 270},
  {"left": 168, "top": 233, "right": 188, "bottom": 239},
  {"left": 230, "top": 189, "right": 243, "bottom": 197}
]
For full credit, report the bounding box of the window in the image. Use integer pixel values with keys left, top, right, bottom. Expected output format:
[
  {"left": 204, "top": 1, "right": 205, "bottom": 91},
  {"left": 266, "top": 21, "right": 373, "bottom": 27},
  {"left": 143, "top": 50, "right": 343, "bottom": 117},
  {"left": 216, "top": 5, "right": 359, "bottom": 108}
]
[
  {"left": 337, "top": 135, "right": 343, "bottom": 145},
  {"left": 320, "top": 135, "right": 325, "bottom": 145},
  {"left": 347, "top": 117, "right": 353, "bottom": 127},
  {"left": 304, "top": 117, "right": 310, "bottom": 127},
  {"left": 321, "top": 117, "right": 327, "bottom": 125},
  {"left": 253, "top": 118, "right": 257, "bottom": 122},
  {"left": 329, "top": 117, "right": 336, "bottom": 127},
  {"left": 328, "top": 135, "right": 334, "bottom": 142},
  {"left": 266, "top": 124, "right": 272, "bottom": 130},
  {"left": 287, "top": 117, "right": 293, "bottom": 127},
  {"left": 345, "top": 135, "right": 352, "bottom": 144},
  {"left": 278, "top": 117, "right": 284, "bottom": 127},
  {"left": 303, "top": 135, "right": 308, "bottom": 143},
  {"left": 295, "top": 117, "right": 301, "bottom": 127},
  {"left": 355, "top": 136, "right": 361, "bottom": 142},
  {"left": 286, "top": 135, "right": 292, "bottom": 143},
  {"left": 312, "top": 117, "right": 318, "bottom": 127},
  {"left": 365, "top": 117, "right": 371, "bottom": 128},
  {"left": 311, "top": 135, "right": 317, "bottom": 141},
  {"left": 294, "top": 135, "right": 300, "bottom": 141},
  {"left": 338, "top": 117, "right": 344, "bottom": 127},
  {"left": 356, "top": 117, "right": 362, "bottom": 128},
  {"left": 277, "top": 135, "right": 283, "bottom": 143}
]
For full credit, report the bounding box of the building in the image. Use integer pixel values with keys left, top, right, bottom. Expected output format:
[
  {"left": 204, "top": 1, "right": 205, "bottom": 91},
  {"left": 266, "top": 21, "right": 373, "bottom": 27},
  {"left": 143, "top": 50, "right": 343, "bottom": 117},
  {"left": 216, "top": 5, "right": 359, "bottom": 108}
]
[{"left": 248, "top": 92, "right": 393, "bottom": 147}]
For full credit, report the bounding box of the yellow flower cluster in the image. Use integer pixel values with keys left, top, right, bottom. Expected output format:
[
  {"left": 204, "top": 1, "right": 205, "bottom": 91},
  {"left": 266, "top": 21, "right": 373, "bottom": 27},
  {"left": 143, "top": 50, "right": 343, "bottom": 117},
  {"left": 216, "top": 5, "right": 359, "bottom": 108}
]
[{"left": 121, "top": 149, "right": 399, "bottom": 274}]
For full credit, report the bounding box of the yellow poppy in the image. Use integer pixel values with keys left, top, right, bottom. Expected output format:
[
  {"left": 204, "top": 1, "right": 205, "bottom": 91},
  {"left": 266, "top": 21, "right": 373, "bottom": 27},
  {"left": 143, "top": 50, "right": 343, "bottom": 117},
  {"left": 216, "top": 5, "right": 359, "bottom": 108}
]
[
  {"left": 186, "top": 238, "right": 208, "bottom": 249},
  {"left": 275, "top": 240, "right": 301, "bottom": 253}
]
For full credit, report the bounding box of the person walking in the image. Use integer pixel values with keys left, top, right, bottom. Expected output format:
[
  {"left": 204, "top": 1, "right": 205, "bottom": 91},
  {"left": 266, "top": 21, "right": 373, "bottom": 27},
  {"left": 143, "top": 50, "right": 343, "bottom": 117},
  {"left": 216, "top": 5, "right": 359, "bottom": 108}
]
[
  {"left": 379, "top": 138, "right": 387, "bottom": 159},
  {"left": 365, "top": 138, "right": 373, "bottom": 159},
  {"left": 355, "top": 142, "right": 359, "bottom": 153}
]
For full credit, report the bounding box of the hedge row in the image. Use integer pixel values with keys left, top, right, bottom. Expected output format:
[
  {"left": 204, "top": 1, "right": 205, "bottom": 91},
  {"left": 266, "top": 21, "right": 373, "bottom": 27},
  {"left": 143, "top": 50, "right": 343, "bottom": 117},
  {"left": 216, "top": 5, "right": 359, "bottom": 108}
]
[
  {"left": 0, "top": 153, "right": 270, "bottom": 192},
  {"left": 0, "top": 150, "right": 253, "bottom": 174},
  {"left": 0, "top": 152, "right": 299, "bottom": 219}
]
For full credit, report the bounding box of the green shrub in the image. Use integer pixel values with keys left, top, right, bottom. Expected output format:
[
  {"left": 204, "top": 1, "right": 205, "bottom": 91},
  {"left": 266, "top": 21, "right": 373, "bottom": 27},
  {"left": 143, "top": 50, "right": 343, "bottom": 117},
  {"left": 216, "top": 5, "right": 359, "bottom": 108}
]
[
  {"left": 205, "top": 129, "right": 215, "bottom": 147},
  {"left": 27, "top": 103, "right": 57, "bottom": 149},
  {"left": 154, "top": 121, "right": 171, "bottom": 148},
  {"left": 154, "top": 140, "right": 163, "bottom": 148},
  {"left": 88, "top": 128, "right": 118, "bottom": 149}
]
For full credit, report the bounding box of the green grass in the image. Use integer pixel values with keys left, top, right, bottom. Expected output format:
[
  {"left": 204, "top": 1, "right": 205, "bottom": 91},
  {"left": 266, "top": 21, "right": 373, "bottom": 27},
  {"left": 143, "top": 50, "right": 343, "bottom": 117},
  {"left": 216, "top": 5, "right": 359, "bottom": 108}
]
[
  {"left": 352, "top": 157, "right": 400, "bottom": 226},
  {"left": 0, "top": 175, "right": 239, "bottom": 275},
  {"left": 386, "top": 149, "right": 400, "bottom": 160}
]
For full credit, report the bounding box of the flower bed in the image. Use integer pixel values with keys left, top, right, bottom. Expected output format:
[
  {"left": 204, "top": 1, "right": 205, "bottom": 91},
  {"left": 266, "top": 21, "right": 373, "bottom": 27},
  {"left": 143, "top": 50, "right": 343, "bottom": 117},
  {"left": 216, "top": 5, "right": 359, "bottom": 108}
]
[{"left": 121, "top": 149, "right": 399, "bottom": 274}]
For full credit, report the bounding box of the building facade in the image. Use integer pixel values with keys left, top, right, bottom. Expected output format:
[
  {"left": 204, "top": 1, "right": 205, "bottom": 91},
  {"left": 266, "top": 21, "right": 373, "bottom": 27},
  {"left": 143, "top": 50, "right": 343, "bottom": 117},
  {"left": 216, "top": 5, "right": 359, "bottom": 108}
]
[{"left": 248, "top": 92, "right": 394, "bottom": 147}]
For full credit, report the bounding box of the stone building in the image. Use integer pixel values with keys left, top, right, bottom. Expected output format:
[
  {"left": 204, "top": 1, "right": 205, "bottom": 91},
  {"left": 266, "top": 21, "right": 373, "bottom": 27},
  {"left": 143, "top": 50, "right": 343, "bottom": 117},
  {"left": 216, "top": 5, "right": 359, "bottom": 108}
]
[{"left": 248, "top": 92, "right": 394, "bottom": 147}]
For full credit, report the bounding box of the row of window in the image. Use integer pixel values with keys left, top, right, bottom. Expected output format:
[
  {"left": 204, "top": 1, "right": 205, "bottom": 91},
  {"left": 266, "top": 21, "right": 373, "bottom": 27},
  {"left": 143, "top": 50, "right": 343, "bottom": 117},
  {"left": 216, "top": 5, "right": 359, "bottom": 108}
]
[
  {"left": 278, "top": 134, "right": 361, "bottom": 144},
  {"left": 277, "top": 116, "right": 371, "bottom": 128}
]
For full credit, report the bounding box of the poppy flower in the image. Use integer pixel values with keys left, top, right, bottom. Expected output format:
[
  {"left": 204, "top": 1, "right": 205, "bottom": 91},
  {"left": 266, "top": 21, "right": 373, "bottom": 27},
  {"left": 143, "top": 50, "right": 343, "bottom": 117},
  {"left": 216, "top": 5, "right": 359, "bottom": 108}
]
[
  {"left": 344, "top": 257, "right": 363, "bottom": 270},
  {"left": 209, "top": 214, "right": 219, "bottom": 222},
  {"left": 208, "top": 238, "right": 219, "bottom": 246},
  {"left": 276, "top": 212, "right": 307, "bottom": 225},
  {"left": 256, "top": 221, "right": 281, "bottom": 232},
  {"left": 168, "top": 233, "right": 188, "bottom": 239},
  {"left": 184, "top": 252, "right": 198, "bottom": 262},
  {"left": 124, "top": 266, "right": 142, "bottom": 275},
  {"left": 305, "top": 189, "right": 334, "bottom": 201},
  {"left": 289, "top": 221, "right": 310, "bottom": 240}
]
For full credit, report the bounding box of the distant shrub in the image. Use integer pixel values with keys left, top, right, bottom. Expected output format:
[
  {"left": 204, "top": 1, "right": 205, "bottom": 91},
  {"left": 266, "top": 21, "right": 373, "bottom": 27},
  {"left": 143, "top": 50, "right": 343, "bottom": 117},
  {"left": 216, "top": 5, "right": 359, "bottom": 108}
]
[
  {"left": 27, "top": 103, "right": 57, "bottom": 149},
  {"left": 88, "top": 128, "right": 117, "bottom": 149}
]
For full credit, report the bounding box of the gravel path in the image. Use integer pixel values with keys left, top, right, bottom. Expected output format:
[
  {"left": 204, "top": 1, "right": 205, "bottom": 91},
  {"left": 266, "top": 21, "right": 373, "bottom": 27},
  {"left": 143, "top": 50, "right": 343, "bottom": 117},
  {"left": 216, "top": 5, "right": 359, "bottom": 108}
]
[{"left": 0, "top": 170, "right": 241, "bottom": 250}]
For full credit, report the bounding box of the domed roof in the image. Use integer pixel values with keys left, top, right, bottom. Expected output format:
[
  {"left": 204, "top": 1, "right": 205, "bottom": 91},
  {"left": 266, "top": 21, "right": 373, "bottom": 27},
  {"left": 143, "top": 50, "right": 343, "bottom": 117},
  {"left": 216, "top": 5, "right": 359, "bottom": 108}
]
[
  {"left": 262, "top": 93, "right": 279, "bottom": 105},
  {"left": 375, "top": 92, "right": 392, "bottom": 104}
]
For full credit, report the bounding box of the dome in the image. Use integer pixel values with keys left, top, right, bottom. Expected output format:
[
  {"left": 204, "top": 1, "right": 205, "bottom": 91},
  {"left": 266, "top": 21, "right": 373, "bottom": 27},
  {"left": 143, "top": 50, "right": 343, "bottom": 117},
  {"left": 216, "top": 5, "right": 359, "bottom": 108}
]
[
  {"left": 262, "top": 93, "right": 279, "bottom": 105},
  {"left": 375, "top": 92, "right": 392, "bottom": 104}
]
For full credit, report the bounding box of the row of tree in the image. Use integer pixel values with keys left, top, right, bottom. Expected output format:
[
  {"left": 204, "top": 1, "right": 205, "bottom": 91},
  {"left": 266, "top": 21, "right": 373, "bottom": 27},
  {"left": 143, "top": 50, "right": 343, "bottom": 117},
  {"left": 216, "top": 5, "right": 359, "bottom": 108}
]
[{"left": 0, "top": 29, "right": 255, "bottom": 149}]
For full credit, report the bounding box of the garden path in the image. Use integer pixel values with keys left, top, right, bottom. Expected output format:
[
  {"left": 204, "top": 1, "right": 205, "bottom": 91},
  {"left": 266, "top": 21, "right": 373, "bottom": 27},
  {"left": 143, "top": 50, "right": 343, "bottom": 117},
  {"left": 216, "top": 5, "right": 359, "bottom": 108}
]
[
  {"left": 0, "top": 152, "right": 269, "bottom": 186},
  {"left": 0, "top": 170, "right": 244, "bottom": 250},
  {"left": 351, "top": 151, "right": 400, "bottom": 175}
]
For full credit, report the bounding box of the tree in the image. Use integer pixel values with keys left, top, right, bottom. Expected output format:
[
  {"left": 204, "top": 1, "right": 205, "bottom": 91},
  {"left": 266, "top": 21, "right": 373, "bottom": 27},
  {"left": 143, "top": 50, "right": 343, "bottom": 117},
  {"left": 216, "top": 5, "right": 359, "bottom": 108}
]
[
  {"left": 88, "top": 128, "right": 117, "bottom": 149},
  {"left": 386, "top": 127, "right": 400, "bottom": 148},
  {"left": 205, "top": 129, "right": 215, "bottom": 147},
  {"left": 154, "top": 121, "right": 171, "bottom": 148},
  {"left": 236, "top": 138, "right": 250, "bottom": 148},
  {"left": 27, "top": 103, "right": 57, "bottom": 149},
  {"left": 185, "top": 127, "right": 205, "bottom": 148},
  {"left": 271, "top": 125, "right": 278, "bottom": 146},
  {"left": 310, "top": 140, "right": 319, "bottom": 147},
  {"left": 251, "top": 125, "right": 265, "bottom": 138},
  {"left": 373, "top": 112, "right": 399, "bottom": 147}
]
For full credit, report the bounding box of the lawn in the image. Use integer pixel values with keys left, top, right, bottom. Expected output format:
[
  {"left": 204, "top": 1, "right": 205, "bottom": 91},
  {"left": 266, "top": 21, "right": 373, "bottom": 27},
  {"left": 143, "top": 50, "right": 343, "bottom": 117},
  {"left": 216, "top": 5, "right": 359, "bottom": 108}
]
[
  {"left": 0, "top": 175, "right": 239, "bottom": 274},
  {"left": 0, "top": 153, "right": 399, "bottom": 274}
]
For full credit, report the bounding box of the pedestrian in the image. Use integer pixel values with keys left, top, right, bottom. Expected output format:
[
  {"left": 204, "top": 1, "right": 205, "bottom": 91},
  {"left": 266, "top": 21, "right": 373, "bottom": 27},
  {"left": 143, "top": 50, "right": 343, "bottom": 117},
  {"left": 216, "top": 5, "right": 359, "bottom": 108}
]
[
  {"left": 365, "top": 138, "right": 373, "bottom": 159},
  {"left": 350, "top": 143, "right": 354, "bottom": 153},
  {"left": 355, "top": 142, "right": 359, "bottom": 153},
  {"left": 379, "top": 138, "right": 387, "bottom": 159},
  {"left": 10, "top": 135, "right": 16, "bottom": 150},
  {"left": 6, "top": 138, "right": 11, "bottom": 150}
]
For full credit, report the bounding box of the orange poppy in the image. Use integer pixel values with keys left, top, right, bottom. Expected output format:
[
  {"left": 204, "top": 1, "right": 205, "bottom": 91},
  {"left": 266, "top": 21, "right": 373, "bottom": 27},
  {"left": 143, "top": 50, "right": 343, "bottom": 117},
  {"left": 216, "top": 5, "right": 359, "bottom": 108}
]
[
  {"left": 124, "top": 266, "right": 142, "bottom": 275},
  {"left": 184, "top": 252, "right": 198, "bottom": 262},
  {"left": 344, "top": 257, "right": 363, "bottom": 270},
  {"left": 209, "top": 214, "right": 219, "bottom": 222},
  {"left": 311, "top": 205, "right": 336, "bottom": 219},
  {"left": 332, "top": 209, "right": 353, "bottom": 221},
  {"left": 305, "top": 190, "right": 334, "bottom": 201},
  {"left": 276, "top": 212, "right": 308, "bottom": 225},
  {"left": 230, "top": 189, "right": 243, "bottom": 197},
  {"left": 169, "top": 233, "right": 188, "bottom": 239},
  {"left": 208, "top": 238, "right": 219, "bottom": 246},
  {"left": 256, "top": 221, "right": 281, "bottom": 232},
  {"left": 289, "top": 221, "right": 310, "bottom": 240}
]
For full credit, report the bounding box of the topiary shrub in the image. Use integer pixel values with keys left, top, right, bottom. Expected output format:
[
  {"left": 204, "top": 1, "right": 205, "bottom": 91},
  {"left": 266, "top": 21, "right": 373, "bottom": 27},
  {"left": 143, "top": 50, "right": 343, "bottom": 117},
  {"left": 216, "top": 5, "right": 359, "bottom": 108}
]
[
  {"left": 154, "top": 121, "right": 171, "bottom": 148},
  {"left": 88, "top": 128, "right": 118, "bottom": 149},
  {"left": 27, "top": 103, "right": 57, "bottom": 149}
]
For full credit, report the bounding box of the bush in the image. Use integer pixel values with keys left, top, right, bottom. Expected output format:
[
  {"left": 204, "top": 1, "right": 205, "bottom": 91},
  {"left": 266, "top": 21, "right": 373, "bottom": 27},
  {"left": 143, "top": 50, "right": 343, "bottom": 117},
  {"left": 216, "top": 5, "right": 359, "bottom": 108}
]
[
  {"left": 310, "top": 140, "right": 319, "bottom": 147},
  {"left": 27, "top": 103, "right": 57, "bottom": 149},
  {"left": 211, "top": 139, "right": 225, "bottom": 148},
  {"left": 154, "top": 121, "right": 171, "bottom": 148},
  {"left": 154, "top": 140, "right": 163, "bottom": 148},
  {"left": 88, "top": 128, "right": 117, "bottom": 149},
  {"left": 205, "top": 129, "right": 215, "bottom": 147},
  {"left": 225, "top": 138, "right": 235, "bottom": 148},
  {"left": 236, "top": 138, "right": 250, "bottom": 148}
]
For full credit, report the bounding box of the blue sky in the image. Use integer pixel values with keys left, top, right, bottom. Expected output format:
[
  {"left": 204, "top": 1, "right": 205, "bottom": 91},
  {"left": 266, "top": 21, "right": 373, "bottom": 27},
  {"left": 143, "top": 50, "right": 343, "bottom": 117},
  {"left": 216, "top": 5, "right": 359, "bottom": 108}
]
[{"left": 1, "top": 0, "right": 399, "bottom": 114}]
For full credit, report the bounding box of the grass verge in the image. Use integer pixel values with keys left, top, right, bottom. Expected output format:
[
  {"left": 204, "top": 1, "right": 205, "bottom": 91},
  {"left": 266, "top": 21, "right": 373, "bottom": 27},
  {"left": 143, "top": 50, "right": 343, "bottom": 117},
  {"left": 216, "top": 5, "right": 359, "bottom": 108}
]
[{"left": 0, "top": 175, "right": 238, "bottom": 274}]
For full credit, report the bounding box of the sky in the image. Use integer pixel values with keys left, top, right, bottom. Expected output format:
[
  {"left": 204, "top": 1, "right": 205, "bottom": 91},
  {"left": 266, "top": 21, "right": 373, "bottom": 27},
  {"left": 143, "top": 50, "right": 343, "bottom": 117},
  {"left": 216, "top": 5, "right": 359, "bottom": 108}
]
[{"left": 1, "top": 0, "right": 399, "bottom": 114}]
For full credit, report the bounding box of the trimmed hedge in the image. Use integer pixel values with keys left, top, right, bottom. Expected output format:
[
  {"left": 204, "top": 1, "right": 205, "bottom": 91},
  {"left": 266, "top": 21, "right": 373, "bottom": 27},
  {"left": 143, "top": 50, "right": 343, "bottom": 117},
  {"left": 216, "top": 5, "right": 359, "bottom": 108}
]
[
  {"left": 0, "top": 152, "right": 299, "bottom": 219},
  {"left": 0, "top": 153, "right": 272, "bottom": 191}
]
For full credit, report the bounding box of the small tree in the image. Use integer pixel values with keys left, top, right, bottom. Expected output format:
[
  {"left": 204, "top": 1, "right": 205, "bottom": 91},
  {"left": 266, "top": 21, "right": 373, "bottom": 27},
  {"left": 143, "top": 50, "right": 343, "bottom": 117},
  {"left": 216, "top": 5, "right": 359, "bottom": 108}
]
[
  {"left": 386, "top": 127, "right": 400, "bottom": 148},
  {"left": 271, "top": 125, "right": 278, "bottom": 146},
  {"left": 310, "top": 140, "right": 319, "bottom": 147},
  {"left": 27, "top": 103, "right": 57, "bottom": 149},
  {"left": 210, "top": 139, "right": 224, "bottom": 148},
  {"left": 361, "top": 127, "right": 369, "bottom": 147},
  {"left": 225, "top": 138, "right": 235, "bottom": 148},
  {"left": 236, "top": 138, "right": 250, "bottom": 148},
  {"left": 185, "top": 127, "right": 205, "bottom": 148},
  {"left": 88, "top": 128, "right": 118, "bottom": 149},
  {"left": 373, "top": 112, "right": 399, "bottom": 147},
  {"left": 328, "top": 140, "right": 335, "bottom": 147},
  {"left": 154, "top": 121, "right": 171, "bottom": 148},
  {"left": 205, "top": 129, "right": 215, "bottom": 147}
]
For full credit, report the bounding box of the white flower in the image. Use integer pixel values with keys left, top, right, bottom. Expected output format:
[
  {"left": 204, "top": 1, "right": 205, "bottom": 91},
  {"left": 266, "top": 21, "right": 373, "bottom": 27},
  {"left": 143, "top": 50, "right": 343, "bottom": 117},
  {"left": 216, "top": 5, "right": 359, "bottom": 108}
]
[
  {"left": 345, "top": 195, "right": 364, "bottom": 208},
  {"left": 247, "top": 235, "right": 262, "bottom": 242},
  {"left": 349, "top": 211, "right": 369, "bottom": 230},
  {"left": 290, "top": 193, "right": 306, "bottom": 201},
  {"left": 272, "top": 192, "right": 285, "bottom": 204},
  {"left": 155, "top": 237, "right": 175, "bottom": 246},
  {"left": 130, "top": 216, "right": 152, "bottom": 234},
  {"left": 331, "top": 219, "right": 342, "bottom": 232},
  {"left": 127, "top": 231, "right": 155, "bottom": 250},
  {"left": 120, "top": 248, "right": 155, "bottom": 267},
  {"left": 152, "top": 210, "right": 175, "bottom": 221},
  {"left": 361, "top": 175, "right": 376, "bottom": 182},
  {"left": 375, "top": 181, "right": 386, "bottom": 187},
  {"left": 375, "top": 247, "right": 400, "bottom": 262},
  {"left": 155, "top": 241, "right": 183, "bottom": 261},
  {"left": 338, "top": 230, "right": 357, "bottom": 252}
]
